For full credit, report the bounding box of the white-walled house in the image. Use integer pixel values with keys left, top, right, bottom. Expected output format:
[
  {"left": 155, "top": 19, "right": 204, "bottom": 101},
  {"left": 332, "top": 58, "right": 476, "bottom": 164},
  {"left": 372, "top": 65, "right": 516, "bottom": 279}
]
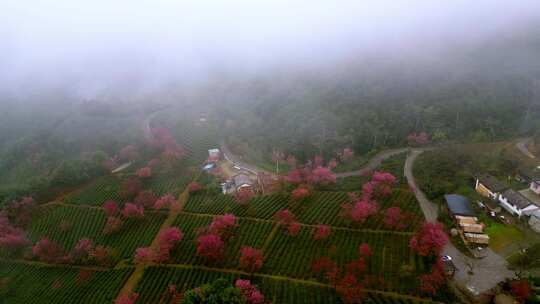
[
  {"left": 474, "top": 174, "right": 509, "bottom": 200},
  {"left": 498, "top": 189, "right": 538, "bottom": 217}
]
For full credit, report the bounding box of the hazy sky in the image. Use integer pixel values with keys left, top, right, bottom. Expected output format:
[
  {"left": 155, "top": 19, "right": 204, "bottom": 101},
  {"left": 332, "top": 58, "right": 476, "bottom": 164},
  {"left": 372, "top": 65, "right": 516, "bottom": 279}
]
[{"left": 1, "top": 0, "right": 540, "bottom": 97}]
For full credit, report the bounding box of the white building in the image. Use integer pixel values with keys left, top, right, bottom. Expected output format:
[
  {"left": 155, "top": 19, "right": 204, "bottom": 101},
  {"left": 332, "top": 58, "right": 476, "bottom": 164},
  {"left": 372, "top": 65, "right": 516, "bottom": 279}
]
[
  {"left": 498, "top": 189, "right": 538, "bottom": 217},
  {"left": 208, "top": 148, "right": 221, "bottom": 159}
]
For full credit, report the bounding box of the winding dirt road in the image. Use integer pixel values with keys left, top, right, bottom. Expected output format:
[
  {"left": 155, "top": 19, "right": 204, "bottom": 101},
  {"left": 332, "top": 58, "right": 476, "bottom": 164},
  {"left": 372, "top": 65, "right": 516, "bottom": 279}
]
[{"left": 516, "top": 137, "right": 536, "bottom": 159}]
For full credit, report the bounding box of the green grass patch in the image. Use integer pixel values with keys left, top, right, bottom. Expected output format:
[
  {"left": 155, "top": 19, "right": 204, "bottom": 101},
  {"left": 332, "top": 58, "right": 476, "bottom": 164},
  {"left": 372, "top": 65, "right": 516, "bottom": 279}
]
[{"left": 485, "top": 222, "right": 524, "bottom": 252}]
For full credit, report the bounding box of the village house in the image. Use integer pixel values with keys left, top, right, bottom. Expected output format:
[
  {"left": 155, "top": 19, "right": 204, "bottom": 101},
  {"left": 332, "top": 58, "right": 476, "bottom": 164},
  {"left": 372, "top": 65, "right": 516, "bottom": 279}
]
[
  {"left": 445, "top": 194, "right": 489, "bottom": 245},
  {"left": 498, "top": 189, "right": 538, "bottom": 217},
  {"left": 233, "top": 173, "right": 254, "bottom": 191},
  {"left": 208, "top": 148, "right": 221, "bottom": 161},
  {"left": 516, "top": 167, "right": 540, "bottom": 195},
  {"left": 474, "top": 174, "right": 509, "bottom": 200}
]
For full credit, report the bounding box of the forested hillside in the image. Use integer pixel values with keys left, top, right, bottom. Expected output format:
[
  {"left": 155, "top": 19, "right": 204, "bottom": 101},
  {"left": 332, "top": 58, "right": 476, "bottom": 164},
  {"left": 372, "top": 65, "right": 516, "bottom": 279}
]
[{"left": 214, "top": 31, "right": 540, "bottom": 162}]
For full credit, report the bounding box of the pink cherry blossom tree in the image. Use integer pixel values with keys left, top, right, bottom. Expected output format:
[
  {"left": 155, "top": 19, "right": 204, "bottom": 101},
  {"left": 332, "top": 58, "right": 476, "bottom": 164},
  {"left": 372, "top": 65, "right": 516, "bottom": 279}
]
[
  {"left": 115, "top": 292, "right": 139, "bottom": 304},
  {"left": 134, "top": 190, "right": 158, "bottom": 209},
  {"left": 235, "top": 188, "right": 255, "bottom": 205},
  {"left": 187, "top": 182, "right": 204, "bottom": 193},
  {"left": 103, "top": 216, "right": 123, "bottom": 235},
  {"left": 70, "top": 238, "right": 95, "bottom": 262},
  {"left": 407, "top": 132, "right": 430, "bottom": 146},
  {"left": 384, "top": 207, "right": 407, "bottom": 230},
  {"left": 291, "top": 187, "right": 311, "bottom": 202},
  {"left": 103, "top": 200, "right": 119, "bottom": 217},
  {"left": 312, "top": 224, "right": 331, "bottom": 241},
  {"left": 274, "top": 209, "right": 296, "bottom": 225},
  {"left": 410, "top": 222, "right": 448, "bottom": 256},
  {"left": 207, "top": 214, "right": 238, "bottom": 240},
  {"left": 91, "top": 245, "right": 117, "bottom": 266},
  {"left": 134, "top": 247, "right": 154, "bottom": 264},
  {"left": 153, "top": 194, "right": 176, "bottom": 210},
  {"left": 287, "top": 221, "right": 302, "bottom": 236},
  {"left": 358, "top": 243, "right": 373, "bottom": 258},
  {"left": 136, "top": 167, "right": 152, "bottom": 178},
  {"left": 121, "top": 203, "right": 144, "bottom": 219},
  {"left": 418, "top": 259, "right": 445, "bottom": 295},
  {"left": 32, "top": 238, "right": 65, "bottom": 263},
  {"left": 235, "top": 279, "right": 265, "bottom": 304},
  {"left": 0, "top": 214, "right": 30, "bottom": 250},
  {"left": 239, "top": 246, "right": 264, "bottom": 273},
  {"left": 154, "top": 227, "right": 183, "bottom": 262},
  {"left": 196, "top": 234, "right": 224, "bottom": 260}
]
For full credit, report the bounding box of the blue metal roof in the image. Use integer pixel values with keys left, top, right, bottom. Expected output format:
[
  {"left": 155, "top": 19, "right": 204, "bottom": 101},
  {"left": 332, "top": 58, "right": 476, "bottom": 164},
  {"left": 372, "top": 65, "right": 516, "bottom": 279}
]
[{"left": 444, "top": 194, "right": 475, "bottom": 216}]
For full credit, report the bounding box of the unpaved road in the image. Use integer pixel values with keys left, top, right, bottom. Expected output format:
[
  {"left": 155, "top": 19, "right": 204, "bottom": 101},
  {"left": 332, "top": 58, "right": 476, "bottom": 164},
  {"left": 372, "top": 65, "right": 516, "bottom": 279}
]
[
  {"left": 405, "top": 149, "right": 514, "bottom": 294},
  {"left": 335, "top": 148, "right": 409, "bottom": 178},
  {"left": 516, "top": 137, "right": 536, "bottom": 159}
]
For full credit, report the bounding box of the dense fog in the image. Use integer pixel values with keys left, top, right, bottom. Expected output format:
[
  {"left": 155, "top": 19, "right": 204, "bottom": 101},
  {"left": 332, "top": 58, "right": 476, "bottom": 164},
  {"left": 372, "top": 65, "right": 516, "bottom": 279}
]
[{"left": 2, "top": 0, "right": 540, "bottom": 98}]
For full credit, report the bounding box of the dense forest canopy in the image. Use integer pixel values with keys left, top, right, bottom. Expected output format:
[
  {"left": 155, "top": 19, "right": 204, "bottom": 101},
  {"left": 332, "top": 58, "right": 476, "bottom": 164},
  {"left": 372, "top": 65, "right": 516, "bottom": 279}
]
[{"left": 211, "top": 30, "right": 540, "bottom": 160}]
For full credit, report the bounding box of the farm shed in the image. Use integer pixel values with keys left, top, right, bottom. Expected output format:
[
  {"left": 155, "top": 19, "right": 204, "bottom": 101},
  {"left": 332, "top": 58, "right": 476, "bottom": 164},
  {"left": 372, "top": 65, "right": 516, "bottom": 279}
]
[{"left": 445, "top": 194, "right": 475, "bottom": 217}]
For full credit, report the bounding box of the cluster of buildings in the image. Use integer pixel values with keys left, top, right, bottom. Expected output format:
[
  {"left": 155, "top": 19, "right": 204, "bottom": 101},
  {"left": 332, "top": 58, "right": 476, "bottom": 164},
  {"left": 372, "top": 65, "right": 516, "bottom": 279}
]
[
  {"left": 474, "top": 170, "right": 540, "bottom": 233},
  {"left": 445, "top": 194, "right": 490, "bottom": 245}
]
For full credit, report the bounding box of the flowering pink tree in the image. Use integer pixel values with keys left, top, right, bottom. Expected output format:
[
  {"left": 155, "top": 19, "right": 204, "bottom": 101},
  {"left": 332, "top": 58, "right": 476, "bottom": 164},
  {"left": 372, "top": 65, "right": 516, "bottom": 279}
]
[
  {"left": 103, "top": 200, "right": 119, "bottom": 217},
  {"left": 154, "top": 227, "right": 183, "bottom": 262},
  {"left": 235, "top": 279, "right": 265, "bottom": 304},
  {"left": 136, "top": 167, "right": 152, "bottom": 178},
  {"left": 153, "top": 194, "right": 176, "bottom": 210},
  {"left": 208, "top": 214, "right": 238, "bottom": 240},
  {"left": 287, "top": 221, "right": 302, "bottom": 236},
  {"left": 0, "top": 214, "right": 30, "bottom": 250},
  {"left": 311, "top": 256, "right": 338, "bottom": 279},
  {"left": 239, "top": 246, "right": 264, "bottom": 273},
  {"left": 418, "top": 259, "right": 445, "bottom": 295},
  {"left": 309, "top": 166, "right": 337, "bottom": 184},
  {"left": 312, "top": 224, "right": 331, "bottom": 241},
  {"left": 348, "top": 199, "right": 379, "bottom": 223},
  {"left": 407, "top": 132, "right": 430, "bottom": 146},
  {"left": 358, "top": 243, "right": 373, "bottom": 258},
  {"left": 410, "top": 222, "right": 448, "bottom": 256},
  {"left": 196, "top": 234, "right": 224, "bottom": 260},
  {"left": 291, "top": 187, "right": 311, "bottom": 202},
  {"left": 121, "top": 203, "right": 145, "bottom": 219},
  {"left": 235, "top": 188, "right": 255, "bottom": 205},
  {"left": 273, "top": 209, "right": 296, "bottom": 225},
  {"left": 5, "top": 196, "right": 36, "bottom": 226},
  {"left": 115, "top": 292, "right": 139, "bottom": 304},
  {"left": 70, "top": 238, "right": 95, "bottom": 262},
  {"left": 187, "top": 182, "right": 204, "bottom": 193},
  {"left": 285, "top": 160, "right": 336, "bottom": 187},
  {"left": 32, "top": 238, "right": 65, "bottom": 263},
  {"left": 103, "top": 216, "right": 123, "bottom": 235},
  {"left": 134, "top": 191, "right": 158, "bottom": 209},
  {"left": 147, "top": 158, "right": 161, "bottom": 170},
  {"left": 91, "top": 245, "right": 117, "bottom": 266},
  {"left": 134, "top": 247, "right": 154, "bottom": 264},
  {"left": 384, "top": 207, "right": 406, "bottom": 230}
]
